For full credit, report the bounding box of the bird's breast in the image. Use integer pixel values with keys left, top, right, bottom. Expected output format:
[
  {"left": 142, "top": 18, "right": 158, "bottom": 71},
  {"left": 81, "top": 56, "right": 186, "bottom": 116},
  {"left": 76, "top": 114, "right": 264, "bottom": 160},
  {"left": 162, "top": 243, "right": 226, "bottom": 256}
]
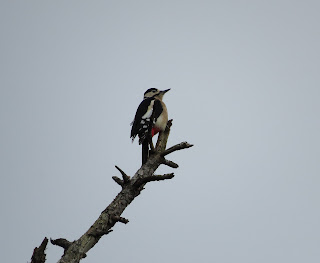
[{"left": 154, "top": 101, "right": 168, "bottom": 132}]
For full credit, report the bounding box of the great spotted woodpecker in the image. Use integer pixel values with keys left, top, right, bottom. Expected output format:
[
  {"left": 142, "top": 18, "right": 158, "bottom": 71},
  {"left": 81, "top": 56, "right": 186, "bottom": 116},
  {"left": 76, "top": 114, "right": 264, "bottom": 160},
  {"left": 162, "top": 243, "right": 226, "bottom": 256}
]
[{"left": 131, "top": 88, "right": 170, "bottom": 164}]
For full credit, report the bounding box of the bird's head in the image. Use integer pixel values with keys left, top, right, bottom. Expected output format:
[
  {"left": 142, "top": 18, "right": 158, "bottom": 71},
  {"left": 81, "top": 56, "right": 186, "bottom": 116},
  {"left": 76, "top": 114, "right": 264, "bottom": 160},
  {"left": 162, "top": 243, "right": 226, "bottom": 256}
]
[{"left": 143, "top": 88, "right": 170, "bottom": 100}]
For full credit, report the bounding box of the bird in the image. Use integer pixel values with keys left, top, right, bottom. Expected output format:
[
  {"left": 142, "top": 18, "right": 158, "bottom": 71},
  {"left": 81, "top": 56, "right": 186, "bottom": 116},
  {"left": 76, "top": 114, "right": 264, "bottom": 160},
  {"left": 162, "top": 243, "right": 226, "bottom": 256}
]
[{"left": 131, "top": 88, "right": 170, "bottom": 164}]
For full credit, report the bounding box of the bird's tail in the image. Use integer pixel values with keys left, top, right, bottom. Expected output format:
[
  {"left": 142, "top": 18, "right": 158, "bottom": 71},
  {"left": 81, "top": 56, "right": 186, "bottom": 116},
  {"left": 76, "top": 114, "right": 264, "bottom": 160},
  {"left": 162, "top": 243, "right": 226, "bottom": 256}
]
[{"left": 142, "top": 141, "right": 149, "bottom": 165}]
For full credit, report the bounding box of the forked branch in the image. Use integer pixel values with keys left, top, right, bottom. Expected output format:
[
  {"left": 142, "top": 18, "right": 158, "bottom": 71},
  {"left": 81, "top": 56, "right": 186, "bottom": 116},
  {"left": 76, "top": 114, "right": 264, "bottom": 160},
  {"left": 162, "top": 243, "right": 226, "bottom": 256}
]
[
  {"left": 33, "top": 120, "right": 192, "bottom": 263},
  {"left": 115, "top": 165, "right": 130, "bottom": 183}
]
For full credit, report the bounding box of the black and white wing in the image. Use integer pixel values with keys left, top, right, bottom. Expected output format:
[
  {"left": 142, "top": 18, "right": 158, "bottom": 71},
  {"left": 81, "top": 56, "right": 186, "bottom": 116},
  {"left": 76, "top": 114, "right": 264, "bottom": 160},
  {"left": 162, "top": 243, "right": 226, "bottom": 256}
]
[{"left": 130, "top": 97, "right": 155, "bottom": 144}]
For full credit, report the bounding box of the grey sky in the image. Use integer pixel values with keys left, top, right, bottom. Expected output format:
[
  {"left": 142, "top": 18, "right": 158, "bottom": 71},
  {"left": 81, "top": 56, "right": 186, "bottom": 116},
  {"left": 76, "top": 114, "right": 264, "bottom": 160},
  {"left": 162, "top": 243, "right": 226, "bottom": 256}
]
[{"left": 1, "top": 1, "right": 319, "bottom": 263}]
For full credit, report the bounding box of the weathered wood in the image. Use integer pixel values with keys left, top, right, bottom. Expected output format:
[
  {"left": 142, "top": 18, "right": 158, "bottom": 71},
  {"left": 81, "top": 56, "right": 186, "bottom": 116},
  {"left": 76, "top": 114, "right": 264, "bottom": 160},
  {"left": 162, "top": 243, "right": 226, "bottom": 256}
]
[
  {"left": 48, "top": 120, "right": 193, "bottom": 263},
  {"left": 31, "top": 237, "right": 48, "bottom": 263},
  {"left": 50, "top": 238, "right": 72, "bottom": 253},
  {"left": 161, "top": 141, "right": 194, "bottom": 156},
  {"left": 115, "top": 165, "right": 130, "bottom": 183},
  {"left": 134, "top": 173, "right": 175, "bottom": 187}
]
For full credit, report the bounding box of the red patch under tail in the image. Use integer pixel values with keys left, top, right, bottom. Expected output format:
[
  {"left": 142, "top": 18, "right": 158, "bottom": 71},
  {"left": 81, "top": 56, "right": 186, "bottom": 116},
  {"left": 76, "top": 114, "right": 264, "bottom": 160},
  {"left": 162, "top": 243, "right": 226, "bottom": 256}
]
[{"left": 151, "top": 127, "right": 161, "bottom": 137}]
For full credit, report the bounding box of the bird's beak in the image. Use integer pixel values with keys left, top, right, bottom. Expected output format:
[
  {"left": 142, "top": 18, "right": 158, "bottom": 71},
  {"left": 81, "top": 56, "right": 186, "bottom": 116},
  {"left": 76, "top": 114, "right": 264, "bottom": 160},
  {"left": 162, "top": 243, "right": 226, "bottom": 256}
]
[{"left": 162, "top": 89, "right": 171, "bottom": 94}]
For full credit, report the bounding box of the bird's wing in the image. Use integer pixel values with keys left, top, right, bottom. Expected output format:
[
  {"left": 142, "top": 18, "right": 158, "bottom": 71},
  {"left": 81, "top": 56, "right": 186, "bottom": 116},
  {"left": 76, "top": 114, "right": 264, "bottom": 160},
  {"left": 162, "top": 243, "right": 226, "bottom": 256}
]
[{"left": 130, "top": 98, "right": 155, "bottom": 143}]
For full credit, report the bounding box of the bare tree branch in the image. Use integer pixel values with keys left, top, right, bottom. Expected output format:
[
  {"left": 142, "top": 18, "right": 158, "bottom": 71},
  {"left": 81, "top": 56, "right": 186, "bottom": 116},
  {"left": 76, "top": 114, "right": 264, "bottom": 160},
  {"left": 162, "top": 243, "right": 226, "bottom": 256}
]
[
  {"left": 155, "top": 119, "right": 173, "bottom": 151},
  {"left": 161, "top": 141, "right": 194, "bottom": 156},
  {"left": 134, "top": 173, "right": 175, "bottom": 187},
  {"left": 111, "top": 215, "right": 129, "bottom": 224},
  {"left": 88, "top": 229, "right": 113, "bottom": 238},
  {"left": 112, "top": 176, "right": 124, "bottom": 186},
  {"left": 31, "top": 120, "right": 193, "bottom": 263},
  {"left": 50, "top": 238, "right": 72, "bottom": 251},
  {"left": 31, "top": 237, "right": 48, "bottom": 263},
  {"left": 112, "top": 166, "right": 130, "bottom": 187},
  {"left": 115, "top": 165, "right": 130, "bottom": 183},
  {"left": 162, "top": 158, "right": 179, "bottom": 168}
]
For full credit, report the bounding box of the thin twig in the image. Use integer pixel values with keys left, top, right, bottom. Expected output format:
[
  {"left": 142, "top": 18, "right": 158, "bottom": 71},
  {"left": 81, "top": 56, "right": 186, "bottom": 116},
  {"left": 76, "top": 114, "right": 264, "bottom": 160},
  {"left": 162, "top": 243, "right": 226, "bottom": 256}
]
[
  {"left": 115, "top": 165, "right": 130, "bottom": 183},
  {"left": 134, "top": 173, "right": 175, "bottom": 187},
  {"left": 112, "top": 176, "right": 123, "bottom": 186},
  {"left": 162, "top": 159, "right": 179, "bottom": 168},
  {"left": 161, "top": 142, "right": 193, "bottom": 156}
]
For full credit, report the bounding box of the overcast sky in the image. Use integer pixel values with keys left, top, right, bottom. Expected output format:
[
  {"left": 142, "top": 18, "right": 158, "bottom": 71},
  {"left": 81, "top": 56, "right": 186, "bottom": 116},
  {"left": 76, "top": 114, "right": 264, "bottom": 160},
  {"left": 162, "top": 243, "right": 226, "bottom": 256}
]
[{"left": 1, "top": 1, "right": 319, "bottom": 263}]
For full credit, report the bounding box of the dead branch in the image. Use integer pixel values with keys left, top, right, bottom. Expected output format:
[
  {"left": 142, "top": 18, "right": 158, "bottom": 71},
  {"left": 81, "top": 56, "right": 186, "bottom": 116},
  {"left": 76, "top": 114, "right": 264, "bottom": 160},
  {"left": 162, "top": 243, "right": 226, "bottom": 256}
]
[
  {"left": 112, "top": 176, "right": 124, "bottom": 186},
  {"left": 50, "top": 238, "right": 72, "bottom": 251},
  {"left": 161, "top": 141, "right": 194, "bottom": 156},
  {"left": 115, "top": 165, "right": 130, "bottom": 183},
  {"left": 162, "top": 158, "right": 179, "bottom": 168},
  {"left": 31, "top": 120, "right": 193, "bottom": 263},
  {"left": 134, "top": 173, "right": 175, "bottom": 187},
  {"left": 31, "top": 237, "right": 48, "bottom": 263},
  {"left": 111, "top": 215, "right": 129, "bottom": 224}
]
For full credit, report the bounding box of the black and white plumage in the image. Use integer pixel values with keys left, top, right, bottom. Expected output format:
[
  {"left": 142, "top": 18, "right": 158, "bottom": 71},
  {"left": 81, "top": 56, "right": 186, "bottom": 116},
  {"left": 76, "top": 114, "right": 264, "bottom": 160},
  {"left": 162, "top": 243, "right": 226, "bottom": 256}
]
[{"left": 131, "top": 88, "right": 170, "bottom": 164}]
